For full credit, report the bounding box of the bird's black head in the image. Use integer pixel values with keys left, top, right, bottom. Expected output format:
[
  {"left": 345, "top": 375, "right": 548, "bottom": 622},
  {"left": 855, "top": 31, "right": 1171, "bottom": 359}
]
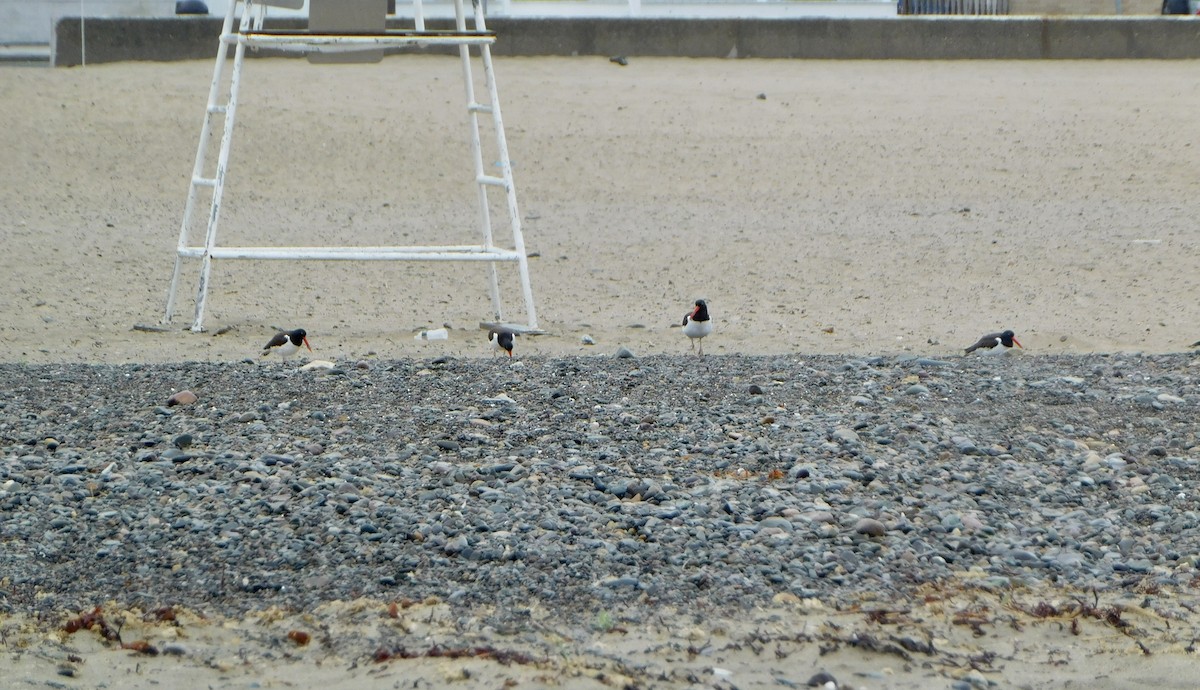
[
  {"left": 490, "top": 329, "right": 515, "bottom": 356},
  {"left": 289, "top": 328, "right": 312, "bottom": 351},
  {"left": 691, "top": 299, "right": 710, "bottom": 322},
  {"left": 1000, "top": 330, "right": 1022, "bottom": 348}
]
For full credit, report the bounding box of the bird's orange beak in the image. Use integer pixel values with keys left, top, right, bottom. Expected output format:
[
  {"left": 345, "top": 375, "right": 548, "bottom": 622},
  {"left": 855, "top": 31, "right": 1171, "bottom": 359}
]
[
  {"left": 303, "top": 336, "right": 313, "bottom": 352},
  {"left": 1012, "top": 337, "right": 1023, "bottom": 349},
  {"left": 691, "top": 305, "right": 701, "bottom": 318}
]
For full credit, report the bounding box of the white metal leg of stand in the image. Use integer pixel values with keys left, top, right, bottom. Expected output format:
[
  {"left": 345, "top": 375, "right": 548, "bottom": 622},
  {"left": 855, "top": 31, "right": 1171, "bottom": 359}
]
[
  {"left": 162, "top": 0, "right": 539, "bottom": 334},
  {"left": 456, "top": 0, "right": 536, "bottom": 329},
  {"left": 162, "top": 3, "right": 239, "bottom": 332}
]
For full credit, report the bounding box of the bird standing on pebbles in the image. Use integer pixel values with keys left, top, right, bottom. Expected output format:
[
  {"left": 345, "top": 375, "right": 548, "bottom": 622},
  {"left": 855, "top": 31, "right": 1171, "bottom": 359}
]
[
  {"left": 964, "top": 329, "right": 1022, "bottom": 355},
  {"left": 262, "top": 328, "right": 312, "bottom": 360},
  {"left": 682, "top": 299, "right": 713, "bottom": 356},
  {"left": 489, "top": 328, "right": 515, "bottom": 358}
]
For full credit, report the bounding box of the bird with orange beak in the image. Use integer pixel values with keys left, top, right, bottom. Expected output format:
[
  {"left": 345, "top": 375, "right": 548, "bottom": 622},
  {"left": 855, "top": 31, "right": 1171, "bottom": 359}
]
[
  {"left": 262, "top": 328, "right": 312, "bottom": 360},
  {"left": 682, "top": 299, "right": 712, "bottom": 356},
  {"left": 489, "top": 328, "right": 515, "bottom": 358},
  {"left": 964, "top": 329, "right": 1022, "bottom": 355}
]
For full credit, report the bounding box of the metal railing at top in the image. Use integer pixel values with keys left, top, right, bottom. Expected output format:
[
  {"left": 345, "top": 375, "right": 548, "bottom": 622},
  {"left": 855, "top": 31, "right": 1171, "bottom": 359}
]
[
  {"left": 897, "top": 0, "right": 1010, "bottom": 13},
  {"left": 202, "top": 0, "right": 900, "bottom": 20}
]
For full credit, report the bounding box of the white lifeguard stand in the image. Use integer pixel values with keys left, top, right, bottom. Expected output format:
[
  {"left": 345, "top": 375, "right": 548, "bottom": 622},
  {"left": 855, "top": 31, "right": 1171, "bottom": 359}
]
[{"left": 162, "top": 0, "right": 539, "bottom": 333}]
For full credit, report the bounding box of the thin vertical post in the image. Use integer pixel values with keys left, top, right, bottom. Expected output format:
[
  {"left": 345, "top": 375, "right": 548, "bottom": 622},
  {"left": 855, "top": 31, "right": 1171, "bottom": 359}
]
[
  {"left": 458, "top": 0, "right": 504, "bottom": 322},
  {"left": 164, "top": 0, "right": 239, "bottom": 324},
  {"left": 191, "top": 2, "right": 254, "bottom": 331},
  {"left": 475, "top": 3, "right": 536, "bottom": 329}
]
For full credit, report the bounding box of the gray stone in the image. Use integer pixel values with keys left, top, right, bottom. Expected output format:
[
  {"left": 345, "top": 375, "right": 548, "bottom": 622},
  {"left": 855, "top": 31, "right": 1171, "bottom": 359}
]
[{"left": 854, "top": 518, "right": 887, "bottom": 537}]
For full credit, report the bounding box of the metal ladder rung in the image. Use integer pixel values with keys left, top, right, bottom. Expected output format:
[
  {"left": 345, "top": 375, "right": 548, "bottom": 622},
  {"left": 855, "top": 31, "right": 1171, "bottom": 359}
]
[
  {"left": 477, "top": 174, "right": 506, "bottom": 187},
  {"left": 226, "top": 32, "right": 496, "bottom": 50},
  {"left": 468, "top": 102, "right": 493, "bottom": 114},
  {"left": 207, "top": 104, "right": 228, "bottom": 115},
  {"left": 192, "top": 176, "right": 217, "bottom": 188},
  {"left": 178, "top": 245, "right": 524, "bottom": 261}
]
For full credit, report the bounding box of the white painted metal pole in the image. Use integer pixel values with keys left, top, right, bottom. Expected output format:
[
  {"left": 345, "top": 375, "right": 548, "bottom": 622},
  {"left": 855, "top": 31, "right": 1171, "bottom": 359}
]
[
  {"left": 414, "top": 0, "right": 426, "bottom": 33},
  {"left": 192, "top": 3, "right": 255, "bottom": 332},
  {"left": 475, "top": 9, "right": 537, "bottom": 330},
  {"left": 458, "top": 0, "right": 504, "bottom": 323},
  {"left": 79, "top": 0, "right": 85, "bottom": 67},
  {"left": 181, "top": 247, "right": 524, "bottom": 261},
  {"left": 164, "top": 0, "right": 240, "bottom": 324},
  {"left": 226, "top": 34, "right": 494, "bottom": 50}
]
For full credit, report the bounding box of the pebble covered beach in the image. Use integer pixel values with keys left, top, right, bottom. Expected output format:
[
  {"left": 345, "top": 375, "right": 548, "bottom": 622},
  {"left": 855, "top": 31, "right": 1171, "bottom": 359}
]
[{"left": 4, "top": 353, "right": 1200, "bottom": 687}]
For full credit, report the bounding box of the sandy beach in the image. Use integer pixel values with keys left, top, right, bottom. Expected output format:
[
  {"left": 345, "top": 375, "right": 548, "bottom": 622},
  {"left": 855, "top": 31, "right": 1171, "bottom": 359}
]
[
  {"left": 6, "top": 587, "right": 1200, "bottom": 689},
  {"left": 2, "top": 56, "right": 1200, "bottom": 689},
  {"left": 1, "top": 57, "right": 1198, "bottom": 363}
]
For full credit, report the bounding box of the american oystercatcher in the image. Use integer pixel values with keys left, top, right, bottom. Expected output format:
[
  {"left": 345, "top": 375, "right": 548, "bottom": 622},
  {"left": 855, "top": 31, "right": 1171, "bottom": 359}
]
[
  {"left": 489, "top": 328, "right": 515, "bottom": 358},
  {"left": 262, "top": 328, "right": 312, "bottom": 360},
  {"left": 682, "top": 299, "right": 713, "bottom": 356},
  {"left": 964, "top": 329, "right": 1022, "bottom": 355}
]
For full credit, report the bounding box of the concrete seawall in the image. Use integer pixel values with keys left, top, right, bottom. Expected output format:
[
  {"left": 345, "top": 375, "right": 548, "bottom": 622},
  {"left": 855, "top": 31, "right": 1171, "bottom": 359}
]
[{"left": 52, "top": 16, "right": 1200, "bottom": 66}]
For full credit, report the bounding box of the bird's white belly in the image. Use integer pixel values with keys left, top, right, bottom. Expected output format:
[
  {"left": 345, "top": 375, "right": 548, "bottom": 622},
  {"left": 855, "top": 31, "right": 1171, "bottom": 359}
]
[
  {"left": 683, "top": 319, "right": 712, "bottom": 339},
  {"left": 277, "top": 341, "right": 300, "bottom": 357},
  {"left": 983, "top": 340, "right": 1008, "bottom": 355}
]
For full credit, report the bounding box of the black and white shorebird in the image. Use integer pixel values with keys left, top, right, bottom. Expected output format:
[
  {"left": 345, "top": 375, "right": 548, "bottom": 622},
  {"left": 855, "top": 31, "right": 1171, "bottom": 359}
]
[
  {"left": 964, "top": 329, "right": 1022, "bottom": 355},
  {"left": 262, "top": 328, "right": 312, "bottom": 360},
  {"left": 488, "top": 328, "right": 515, "bottom": 358},
  {"left": 682, "top": 299, "right": 713, "bottom": 356}
]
